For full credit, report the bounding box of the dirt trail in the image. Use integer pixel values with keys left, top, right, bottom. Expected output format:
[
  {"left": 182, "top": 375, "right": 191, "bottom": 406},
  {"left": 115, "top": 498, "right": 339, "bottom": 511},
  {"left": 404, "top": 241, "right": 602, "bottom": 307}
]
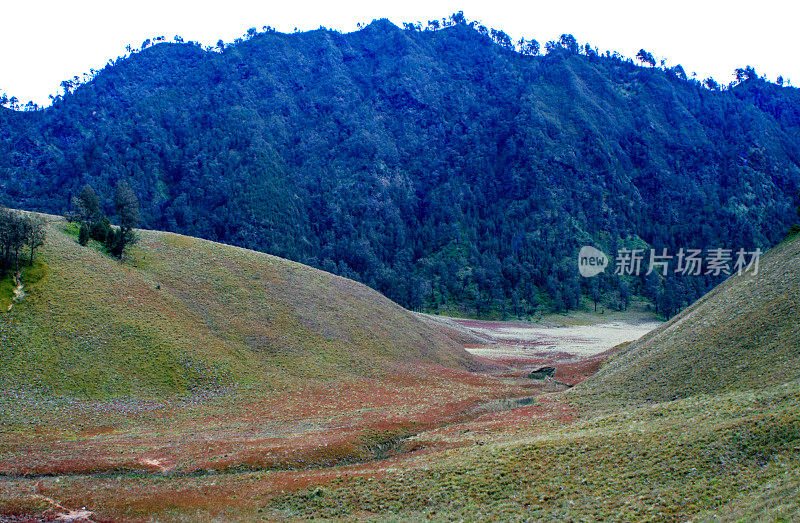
[
  {"left": 6, "top": 271, "right": 24, "bottom": 312},
  {"left": 31, "top": 492, "right": 96, "bottom": 522}
]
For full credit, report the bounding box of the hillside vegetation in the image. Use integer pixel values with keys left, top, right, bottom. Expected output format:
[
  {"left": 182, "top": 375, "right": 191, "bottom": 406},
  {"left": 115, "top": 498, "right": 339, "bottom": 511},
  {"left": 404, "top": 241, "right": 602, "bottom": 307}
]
[
  {"left": 0, "top": 215, "right": 475, "bottom": 398},
  {"left": 264, "top": 236, "right": 800, "bottom": 520},
  {"left": 2, "top": 19, "right": 800, "bottom": 317},
  {"left": 270, "top": 380, "right": 800, "bottom": 520},
  {"left": 575, "top": 233, "right": 800, "bottom": 405},
  {"left": 2, "top": 217, "right": 799, "bottom": 520}
]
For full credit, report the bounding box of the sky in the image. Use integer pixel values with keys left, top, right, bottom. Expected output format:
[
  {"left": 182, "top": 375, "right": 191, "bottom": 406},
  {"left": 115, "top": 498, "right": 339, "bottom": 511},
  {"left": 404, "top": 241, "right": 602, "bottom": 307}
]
[{"left": 0, "top": 0, "right": 795, "bottom": 107}]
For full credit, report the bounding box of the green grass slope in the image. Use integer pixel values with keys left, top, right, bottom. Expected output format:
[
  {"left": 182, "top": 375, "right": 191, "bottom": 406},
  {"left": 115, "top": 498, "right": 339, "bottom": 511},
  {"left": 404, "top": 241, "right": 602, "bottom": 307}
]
[
  {"left": 0, "top": 215, "right": 476, "bottom": 398},
  {"left": 264, "top": 236, "right": 800, "bottom": 520},
  {"left": 270, "top": 381, "right": 800, "bottom": 520},
  {"left": 576, "top": 234, "right": 800, "bottom": 405}
]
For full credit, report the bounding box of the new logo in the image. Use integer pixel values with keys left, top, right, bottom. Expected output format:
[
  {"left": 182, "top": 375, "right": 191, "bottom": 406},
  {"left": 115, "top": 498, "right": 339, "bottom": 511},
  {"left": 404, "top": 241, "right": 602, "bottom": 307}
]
[{"left": 578, "top": 246, "right": 609, "bottom": 278}]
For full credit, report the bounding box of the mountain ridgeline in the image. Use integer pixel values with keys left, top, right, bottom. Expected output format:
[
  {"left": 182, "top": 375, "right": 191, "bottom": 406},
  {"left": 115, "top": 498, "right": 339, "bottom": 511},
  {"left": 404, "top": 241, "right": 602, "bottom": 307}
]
[{"left": 1, "top": 19, "right": 799, "bottom": 317}]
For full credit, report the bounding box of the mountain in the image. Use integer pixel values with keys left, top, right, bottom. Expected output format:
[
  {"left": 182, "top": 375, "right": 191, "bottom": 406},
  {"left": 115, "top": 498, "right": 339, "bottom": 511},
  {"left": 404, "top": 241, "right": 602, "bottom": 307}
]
[
  {"left": 2, "top": 19, "right": 800, "bottom": 318},
  {"left": 0, "top": 214, "right": 477, "bottom": 398},
  {"left": 575, "top": 232, "right": 800, "bottom": 405}
]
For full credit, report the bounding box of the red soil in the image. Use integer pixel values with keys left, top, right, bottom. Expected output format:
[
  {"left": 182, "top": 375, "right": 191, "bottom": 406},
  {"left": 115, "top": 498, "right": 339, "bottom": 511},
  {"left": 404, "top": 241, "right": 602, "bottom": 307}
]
[{"left": 3, "top": 328, "right": 622, "bottom": 521}]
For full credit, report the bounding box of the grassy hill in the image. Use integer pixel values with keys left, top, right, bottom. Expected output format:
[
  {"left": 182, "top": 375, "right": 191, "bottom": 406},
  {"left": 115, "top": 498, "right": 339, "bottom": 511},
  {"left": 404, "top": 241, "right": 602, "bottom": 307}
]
[
  {"left": 574, "top": 233, "right": 800, "bottom": 405},
  {"left": 269, "top": 380, "right": 800, "bottom": 520},
  {"left": 2, "top": 218, "right": 799, "bottom": 520},
  {"left": 0, "top": 215, "right": 476, "bottom": 398},
  {"left": 262, "top": 236, "right": 800, "bottom": 521}
]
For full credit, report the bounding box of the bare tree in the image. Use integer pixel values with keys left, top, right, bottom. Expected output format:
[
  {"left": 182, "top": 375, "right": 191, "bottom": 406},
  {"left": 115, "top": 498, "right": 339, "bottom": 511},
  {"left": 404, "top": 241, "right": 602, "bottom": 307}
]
[
  {"left": 24, "top": 215, "right": 47, "bottom": 265},
  {"left": 0, "top": 208, "right": 35, "bottom": 275}
]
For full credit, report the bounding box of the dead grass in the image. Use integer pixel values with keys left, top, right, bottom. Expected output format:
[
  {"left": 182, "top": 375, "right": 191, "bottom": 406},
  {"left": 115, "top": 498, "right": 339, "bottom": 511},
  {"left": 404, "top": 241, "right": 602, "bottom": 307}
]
[{"left": 269, "top": 379, "right": 800, "bottom": 520}]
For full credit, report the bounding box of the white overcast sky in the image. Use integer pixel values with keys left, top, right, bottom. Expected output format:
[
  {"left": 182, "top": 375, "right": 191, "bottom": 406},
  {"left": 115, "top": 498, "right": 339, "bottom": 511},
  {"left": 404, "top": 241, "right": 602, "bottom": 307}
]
[{"left": 0, "top": 0, "right": 795, "bottom": 106}]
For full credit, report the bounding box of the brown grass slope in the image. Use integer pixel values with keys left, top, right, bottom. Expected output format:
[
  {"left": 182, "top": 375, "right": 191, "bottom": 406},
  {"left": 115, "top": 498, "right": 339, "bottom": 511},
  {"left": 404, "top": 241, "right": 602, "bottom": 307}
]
[
  {"left": 0, "top": 215, "right": 477, "bottom": 398},
  {"left": 576, "top": 234, "right": 800, "bottom": 405}
]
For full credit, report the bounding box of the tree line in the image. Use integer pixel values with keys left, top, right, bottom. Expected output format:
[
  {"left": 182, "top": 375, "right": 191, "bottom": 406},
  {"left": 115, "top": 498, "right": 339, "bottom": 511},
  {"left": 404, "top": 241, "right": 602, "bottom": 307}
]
[
  {"left": 67, "top": 180, "right": 140, "bottom": 258},
  {"left": 2, "top": 16, "right": 799, "bottom": 319},
  {"left": 0, "top": 209, "right": 46, "bottom": 278},
  {"left": 0, "top": 12, "right": 792, "bottom": 113}
]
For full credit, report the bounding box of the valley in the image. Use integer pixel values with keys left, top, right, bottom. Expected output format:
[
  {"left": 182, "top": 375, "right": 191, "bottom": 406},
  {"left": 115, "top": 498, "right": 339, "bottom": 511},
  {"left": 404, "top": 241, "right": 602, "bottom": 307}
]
[
  {"left": 0, "top": 335, "right": 643, "bottom": 521},
  {"left": 1, "top": 11, "right": 799, "bottom": 522},
  {"left": 0, "top": 217, "right": 798, "bottom": 520},
  {"left": 0, "top": 217, "right": 665, "bottom": 520}
]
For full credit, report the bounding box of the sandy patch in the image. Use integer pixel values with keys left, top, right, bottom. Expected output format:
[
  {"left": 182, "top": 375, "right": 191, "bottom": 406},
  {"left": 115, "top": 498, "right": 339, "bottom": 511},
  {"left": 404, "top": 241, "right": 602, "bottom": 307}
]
[{"left": 459, "top": 320, "right": 662, "bottom": 359}]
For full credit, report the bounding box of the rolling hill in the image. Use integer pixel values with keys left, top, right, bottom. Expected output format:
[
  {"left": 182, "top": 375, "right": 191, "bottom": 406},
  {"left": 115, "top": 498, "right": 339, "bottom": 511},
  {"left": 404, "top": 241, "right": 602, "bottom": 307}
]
[
  {"left": 264, "top": 235, "right": 800, "bottom": 520},
  {"left": 2, "top": 16, "right": 800, "bottom": 519},
  {"left": 2, "top": 215, "right": 799, "bottom": 520},
  {"left": 575, "top": 233, "right": 800, "bottom": 405},
  {"left": 0, "top": 214, "right": 477, "bottom": 398}
]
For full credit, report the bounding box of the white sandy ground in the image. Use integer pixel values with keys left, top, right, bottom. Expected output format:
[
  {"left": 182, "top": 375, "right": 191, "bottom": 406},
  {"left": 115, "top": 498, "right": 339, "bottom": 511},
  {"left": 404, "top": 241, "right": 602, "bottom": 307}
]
[
  {"left": 462, "top": 321, "right": 663, "bottom": 359},
  {"left": 31, "top": 492, "right": 95, "bottom": 522}
]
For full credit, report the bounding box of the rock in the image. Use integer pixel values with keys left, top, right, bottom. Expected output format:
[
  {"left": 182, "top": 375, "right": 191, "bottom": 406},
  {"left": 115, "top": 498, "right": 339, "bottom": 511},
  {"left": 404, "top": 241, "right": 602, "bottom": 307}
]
[{"left": 527, "top": 367, "right": 556, "bottom": 380}]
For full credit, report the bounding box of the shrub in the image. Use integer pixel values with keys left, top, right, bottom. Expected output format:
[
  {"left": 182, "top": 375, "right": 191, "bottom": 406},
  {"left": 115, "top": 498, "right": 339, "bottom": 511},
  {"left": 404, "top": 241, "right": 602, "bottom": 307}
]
[{"left": 90, "top": 215, "right": 111, "bottom": 243}]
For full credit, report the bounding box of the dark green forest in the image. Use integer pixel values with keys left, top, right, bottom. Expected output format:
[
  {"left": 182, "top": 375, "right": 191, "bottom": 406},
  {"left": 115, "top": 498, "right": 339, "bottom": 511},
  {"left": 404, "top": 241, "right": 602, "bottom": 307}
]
[{"left": 1, "top": 16, "right": 799, "bottom": 318}]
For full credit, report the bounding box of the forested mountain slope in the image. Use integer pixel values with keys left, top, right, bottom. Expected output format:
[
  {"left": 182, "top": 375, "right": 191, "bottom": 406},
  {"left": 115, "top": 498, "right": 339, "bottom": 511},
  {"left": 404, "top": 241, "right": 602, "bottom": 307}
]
[{"left": 2, "top": 19, "right": 799, "bottom": 317}]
